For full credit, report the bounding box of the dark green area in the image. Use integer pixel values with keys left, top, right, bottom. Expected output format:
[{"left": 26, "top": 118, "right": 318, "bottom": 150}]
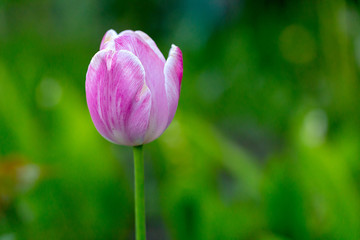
[{"left": 1, "top": 0, "right": 360, "bottom": 239}]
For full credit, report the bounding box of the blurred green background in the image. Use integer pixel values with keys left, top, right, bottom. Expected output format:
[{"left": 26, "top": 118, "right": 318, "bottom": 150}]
[{"left": 1, "top": 0, "right": 360, "bottom": 239}]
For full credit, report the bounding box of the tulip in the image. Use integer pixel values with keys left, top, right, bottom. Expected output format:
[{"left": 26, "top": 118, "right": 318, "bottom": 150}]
[
  {"left": 85, "top": 29, "right": 183, "bottom": 240},
  {"left": 86, "top": 29, "right": 183, "bottom": 146}
]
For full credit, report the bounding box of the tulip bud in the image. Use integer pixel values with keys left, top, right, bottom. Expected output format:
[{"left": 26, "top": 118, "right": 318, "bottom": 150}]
[{"left": 86, "top": 30, "right": 183, "bottom": 146}]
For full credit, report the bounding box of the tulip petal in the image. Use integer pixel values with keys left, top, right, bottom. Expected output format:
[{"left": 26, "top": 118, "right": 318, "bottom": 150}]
[
  {"left": 100, "top": 29, "right": 118, "bottom": 50},
  {"left": 135, "top": 30, "right": 166, "bottom": 62},
  {"left": 164, "top": 44, "right": 183, "bottom": 126},
  {"left": 86, "top": 49, "right": 151, "bottom": 146},
  {"left": 114, "top": 31, "right": 169, "bottom": 143}
]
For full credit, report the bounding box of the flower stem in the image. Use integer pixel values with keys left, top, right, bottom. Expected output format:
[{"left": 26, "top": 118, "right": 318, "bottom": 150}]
[{"left": 133, "top": 145, "right": 146, "bottom": 240}]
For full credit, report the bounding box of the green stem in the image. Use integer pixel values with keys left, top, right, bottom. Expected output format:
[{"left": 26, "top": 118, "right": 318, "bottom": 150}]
[{"left": 133, "top": 145, "right": 146, "bottom": 240}]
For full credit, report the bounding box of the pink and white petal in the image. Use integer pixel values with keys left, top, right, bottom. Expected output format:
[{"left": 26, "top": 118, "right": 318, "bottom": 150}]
[
  {"left": 135, "top": 30, "right": 166, "bottom": 63},
  {"left": 118, "top": 30, "right": 135, "bottom": 37},
  {"left": 86, "top": 49, "right": 151, "bottom": 146},
  {"left": 111, "top": 50, "right": 152, "bottom": 145},
  {"left": 100, "top": 29, "right": 118, "bottom": 50},
  {"left": 86, "top": 49, "right": 115, "bottom": 143},
  {"left": 164, "top": 44, "right": 183, "bottom": 126},
  {"left": 114, "top": 32, "right": 170, "bottom": 143}
]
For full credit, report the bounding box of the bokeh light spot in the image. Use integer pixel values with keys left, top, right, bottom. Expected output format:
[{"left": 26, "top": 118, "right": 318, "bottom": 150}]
[
  {"left": 301, "top": 109, "right": 328, "bottom": 147},
  {"left": 279, "top": 24, "right": 316, "bottom": 64},
  {"left": 36, "top": 78, "right": 62, "bottom": 109}
]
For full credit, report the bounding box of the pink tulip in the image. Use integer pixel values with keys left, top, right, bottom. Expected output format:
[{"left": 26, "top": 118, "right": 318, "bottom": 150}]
[{"left": 86, "top": 30, "right": 183, "bottom": 146}]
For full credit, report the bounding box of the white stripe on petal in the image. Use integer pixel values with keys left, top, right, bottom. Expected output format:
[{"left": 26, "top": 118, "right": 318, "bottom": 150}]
[
  {"left": 135, "top": 30, "right": 166, "bottom": 63},
  {"left": 164, "top": 44, "right": 183, "bottom": 126},
  {"left": 100, "top": 29, "right": 118, "bottom": 50}
]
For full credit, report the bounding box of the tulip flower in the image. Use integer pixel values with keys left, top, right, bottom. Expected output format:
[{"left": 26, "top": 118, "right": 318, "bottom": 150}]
[
  {"left": 85, "top": 29, "right": 183, "bottom": 240},
  {"left": 86, "top": 29, "right": 183, "bottom": 146}
]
